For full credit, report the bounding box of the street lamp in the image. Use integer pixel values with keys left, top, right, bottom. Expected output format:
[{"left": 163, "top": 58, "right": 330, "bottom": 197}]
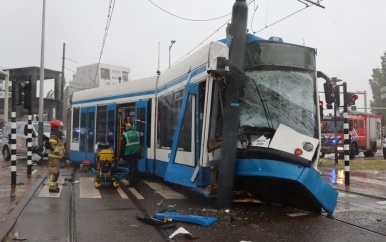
[{"left": 169, "top": 40, "right": 176, "bottom": 68}]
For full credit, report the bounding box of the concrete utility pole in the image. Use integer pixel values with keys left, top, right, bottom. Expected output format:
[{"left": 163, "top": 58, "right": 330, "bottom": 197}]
[
  {"left": 59, "top": 43, "right": 65, "bottom": 121},
  {"left": 39, "top": 0, "right": 46, "bottom": 146},
  {"left": 217, "top": 0, "right": 248, "bottom": 209}
]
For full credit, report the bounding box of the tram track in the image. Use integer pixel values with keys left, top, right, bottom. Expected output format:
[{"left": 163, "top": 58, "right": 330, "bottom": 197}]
[
  {"left": 322, "top": 212, "right": 386, "bottom": 238},
  {"left": 68, "top": 168, "right": 76, "bottom": 242},
  {"left": 118, "top": 180, "right": 171, "bottom": 241}
]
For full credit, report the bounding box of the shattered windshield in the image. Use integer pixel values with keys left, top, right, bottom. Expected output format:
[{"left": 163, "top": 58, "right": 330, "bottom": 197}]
[{"left": 240, "top": 70, "right": 317, "bottom": 137}]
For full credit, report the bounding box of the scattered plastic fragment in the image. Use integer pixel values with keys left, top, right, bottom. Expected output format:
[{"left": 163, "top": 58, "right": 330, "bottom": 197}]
[
  {"left": 169, "top": 227, "right": 193, "bottom": 240},
  {"left": 136, "top": 215, "right": 176, "bottom": 228},
  {"left": 155, "top": 212, "right": 217, "bottom": 226},
  {"left": 225, "top": 209, "right": 230, "bottom": 213},
  {"left": 167, "top": 204, "right": 176, "bottom": 211}
]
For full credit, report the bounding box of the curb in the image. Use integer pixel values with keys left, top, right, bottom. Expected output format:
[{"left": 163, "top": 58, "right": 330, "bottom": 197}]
[{"left": 0, "top": 176, "right": 45, "bottom": 241}]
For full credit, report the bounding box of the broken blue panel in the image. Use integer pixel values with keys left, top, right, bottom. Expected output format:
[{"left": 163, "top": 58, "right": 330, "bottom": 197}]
[{"left": 155, "top": 212, "right": 217, "bottom": 226}]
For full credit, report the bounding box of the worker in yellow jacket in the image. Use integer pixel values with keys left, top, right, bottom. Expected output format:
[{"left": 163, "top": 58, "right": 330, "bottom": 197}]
[{"left": 47, "top": 120, "right": 65, "bottom": 193}]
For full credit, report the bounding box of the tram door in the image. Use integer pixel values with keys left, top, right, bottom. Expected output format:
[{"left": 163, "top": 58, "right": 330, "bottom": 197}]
[
  {"left": 135, "top": 101, "right": 150, "bottom": 174},
  {"left": 80, "top": 107, "right": 96, "bottom": 164}
]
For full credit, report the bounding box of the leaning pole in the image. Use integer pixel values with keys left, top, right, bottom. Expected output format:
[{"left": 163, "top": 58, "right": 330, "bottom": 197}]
[{"left": 216, "top": 0, "right": 248, "bottom": 209}]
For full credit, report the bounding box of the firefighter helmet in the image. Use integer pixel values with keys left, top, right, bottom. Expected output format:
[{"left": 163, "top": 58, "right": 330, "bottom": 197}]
[{"left": 50, "top": 120, "right": 64, "bottom": 130}]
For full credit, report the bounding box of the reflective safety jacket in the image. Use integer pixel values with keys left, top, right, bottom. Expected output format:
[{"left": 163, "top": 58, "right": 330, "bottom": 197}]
[
  {"left": 121, "top": 130, "right": 142, "bottom": 157},
  {"left": 48, "top": 133, "right": 64, "bottom": 159}
]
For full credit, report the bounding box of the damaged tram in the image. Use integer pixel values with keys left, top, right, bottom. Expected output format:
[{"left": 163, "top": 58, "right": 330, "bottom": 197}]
[{"left": 69, "top": 33, "right": 338, "bottom": 214}]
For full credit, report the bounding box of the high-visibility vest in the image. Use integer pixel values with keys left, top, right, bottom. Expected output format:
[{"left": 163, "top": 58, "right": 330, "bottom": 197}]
[{"left": 122, "top": 130, "right": 142, "bottom": 156}]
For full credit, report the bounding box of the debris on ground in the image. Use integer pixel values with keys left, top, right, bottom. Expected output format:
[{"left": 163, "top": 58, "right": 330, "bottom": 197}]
[
  {"left": 155, "top": 212, "right": 217, "bottom": 226},
  {"left": 169, "top": 227, "right": 198, "bottom": 240},
  {"left": 136, "top": 215, "right": 176, "bottom": 229}
]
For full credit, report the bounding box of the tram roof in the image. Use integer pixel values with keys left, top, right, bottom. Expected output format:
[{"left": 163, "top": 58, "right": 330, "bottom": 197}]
[{"left": 72, "top": 41, "right": 229, "bottom": 106}]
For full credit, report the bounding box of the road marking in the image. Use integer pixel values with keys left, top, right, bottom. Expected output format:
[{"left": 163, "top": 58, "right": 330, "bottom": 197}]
[
  {"left": 128, "top": 187, "right": 144, "bottom": 200},
  {"left": 142, "top": 180, "right": 185, "bottom": 199},
  {"left": 0, "top": 185, "right": 11, "bottom": 197},
  {"left": 287, "top": 212, "right": 311, "bottom": 217},
  {"left": 79, "top": 177, "right": 101, "bottom": 198},
  {"left": 39, "top": 177, "right": 65, "bottom": 198},
  {"left": 350, "top": 176, "right": 386, "bottom": 186},
  {"left": 117, "top": 186, "right": 129, "bottom": 199},
  {"left": 338, "top": 192, "right": 358, "bottom": 198},
  {"left": 376, "top": 201, "right": 386, "bottom": 205},
  {"left": 32, "top": 169, "right": 38, "bottom": 176}
]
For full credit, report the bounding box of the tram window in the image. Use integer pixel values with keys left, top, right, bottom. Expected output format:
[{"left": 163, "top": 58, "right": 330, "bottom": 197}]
[
  {"left": 158, "top": 90, "right": 188, "bottom": 150},
  {"left": 72, "top": 108, "right": 80, "bottom": 143},
  {"left": 107, "top": 110, "right": 115, "bottom": 147},
  {"left": 96, "top": 106, "right": 107, "bottom": 143},
  {"left": 146, "top": 100, "right": 152, "bottom": 148},
  {"left": 158, "top": 93, "right": 174, "bottom": 149},
  {"left": 80, "top": 112, "right": 86, "bottom": 152},
  {"left": 88, "top": 111, "right": 95, "bottom": 152},
  {"left": 178, "top": 95, "right": 192, "bottom": 152}
]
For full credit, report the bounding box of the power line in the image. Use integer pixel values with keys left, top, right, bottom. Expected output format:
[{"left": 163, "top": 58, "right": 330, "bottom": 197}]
[
  {"left": 253, "top": 0, "right": 325, "bottom": 34},
  {"left": 92, "top": 0, "right": 117, "bottom": 87},
  {"left": 64, "top": 57, "right": 78, "bottom": 64},
  {"left": 147, "top": 0, "right": 231, "bottom": 22},
  {"left": 65, "top": 67, "right": 76, "bottom": 74}
]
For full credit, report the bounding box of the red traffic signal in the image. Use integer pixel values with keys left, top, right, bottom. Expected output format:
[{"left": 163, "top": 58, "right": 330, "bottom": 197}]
[
  {"left": 346, "top": 92, "right": 358, "bottom": 106},
  {"left": 351, "top": 94, "right": 358, "bottom": 102}
]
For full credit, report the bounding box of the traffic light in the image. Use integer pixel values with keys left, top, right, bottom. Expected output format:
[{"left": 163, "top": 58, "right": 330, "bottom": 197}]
[
  {"left": 345, "top": 92, "right": 358, "bottom": 106},
  {"left": 319, "top": 101, "right": 324, "bottom": 117},
  {"left": 334, "top": 86, "right": 340, "bottom": 106}
]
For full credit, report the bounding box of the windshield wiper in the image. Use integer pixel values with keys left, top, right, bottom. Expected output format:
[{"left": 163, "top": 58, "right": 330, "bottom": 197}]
[{"left": 252, "top": 80, "right": 274, "bottom": 130}]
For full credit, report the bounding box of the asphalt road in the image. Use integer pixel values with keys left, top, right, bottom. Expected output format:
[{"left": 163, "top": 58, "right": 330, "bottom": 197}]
[{"left": 1, "top": 156, "right": 386, "bottom": 241}]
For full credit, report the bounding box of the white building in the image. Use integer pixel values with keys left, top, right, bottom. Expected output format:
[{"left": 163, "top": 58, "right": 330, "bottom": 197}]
[{"left": 69, "top": 63, "right": 130, "bottom": 95}]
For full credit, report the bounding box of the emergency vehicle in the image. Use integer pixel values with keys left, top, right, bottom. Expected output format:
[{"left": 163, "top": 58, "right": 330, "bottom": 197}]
[{"left": 321, "top": 111, "right": 382, "bottom": 159}]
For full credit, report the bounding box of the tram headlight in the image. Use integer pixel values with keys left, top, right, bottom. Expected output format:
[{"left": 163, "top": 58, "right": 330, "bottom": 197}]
[{"left": 303, "top": 142, "right": 314, "bottom": 152}]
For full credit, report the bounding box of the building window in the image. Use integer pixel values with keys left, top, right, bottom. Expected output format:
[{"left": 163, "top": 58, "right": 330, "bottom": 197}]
[
  {"left": 100, "top": 68, "right": 110, "bottom": 80},
  {"left": 122, "top": 71, "right": 129, "bottom": 81}
]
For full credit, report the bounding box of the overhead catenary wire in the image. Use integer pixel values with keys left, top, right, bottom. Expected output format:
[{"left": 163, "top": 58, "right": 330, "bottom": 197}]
[
  {"left": 92, "top": 0, "right": 117, "bottom": 87},
  {"left": 147, "top": 0, "right": 231, "bottom": 22},
  {"left": 171, "top": 0, "right": 255, "bottom": 70},
  {"left": 254, "top": 0, "right": 324, "bottom": 33},
  {"left": 172, "top": 0, "right": 324, "bottom": 69}
]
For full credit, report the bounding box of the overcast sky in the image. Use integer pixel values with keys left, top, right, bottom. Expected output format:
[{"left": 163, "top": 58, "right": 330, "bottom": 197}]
[{"left": 1, "top": 0, "right": 385, "bottom": 112}]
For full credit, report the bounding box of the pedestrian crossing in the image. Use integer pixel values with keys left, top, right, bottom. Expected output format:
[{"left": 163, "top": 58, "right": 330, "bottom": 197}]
[
  {"left": 39, "top": 177, "right": 65, "bottom": 198},
  {"left": 36, "top": 176, "right": 185, "bottom": 201}
]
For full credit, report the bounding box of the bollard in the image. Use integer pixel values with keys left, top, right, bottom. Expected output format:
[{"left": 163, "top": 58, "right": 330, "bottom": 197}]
[
  {"left": 27, "top": 115, "right": 32, "bottom": 176},
  {"left": 11, "top": 112, "right": 16, "bottom": 185}
]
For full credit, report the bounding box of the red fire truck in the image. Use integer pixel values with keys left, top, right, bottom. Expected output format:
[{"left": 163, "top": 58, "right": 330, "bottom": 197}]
[{"left": 320, "top": 111, "right": 382, "bottom": 159}]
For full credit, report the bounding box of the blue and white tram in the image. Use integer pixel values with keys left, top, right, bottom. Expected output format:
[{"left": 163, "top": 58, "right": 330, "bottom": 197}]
[{"left": 69, "top": 34, "right": 338, "bottom": 214}]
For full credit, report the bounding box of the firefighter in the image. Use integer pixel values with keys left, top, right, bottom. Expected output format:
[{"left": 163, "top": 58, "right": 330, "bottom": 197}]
[{"left": 47, "top": 119, "right": 65, "bottom": 193}]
